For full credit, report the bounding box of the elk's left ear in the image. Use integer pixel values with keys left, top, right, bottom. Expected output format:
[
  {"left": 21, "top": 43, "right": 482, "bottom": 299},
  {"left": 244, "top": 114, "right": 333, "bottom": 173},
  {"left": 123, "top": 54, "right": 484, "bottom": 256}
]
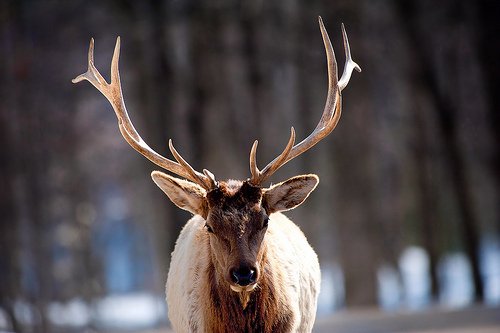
[{"left": 263, "top": 174, "right": 319, "bottom": 213}]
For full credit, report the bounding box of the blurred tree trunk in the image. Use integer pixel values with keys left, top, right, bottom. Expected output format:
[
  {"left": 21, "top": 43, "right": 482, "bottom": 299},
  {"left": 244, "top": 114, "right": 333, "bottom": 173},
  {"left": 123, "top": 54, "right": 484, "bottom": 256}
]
[
  {"left": 3, "top": 10, "right": 22, "bottom": 333},
  {"left": 476, "top": 1, "right": 500, "bottom": 235},
  {"left": 413, "top": 97, "right": 441, "bottom": 299},
  {"left": 395, "top": 0, "right": 484, "bottom": 301},
  {"left": 0, "top": 3, "right": 22, "bottom": 326},
  {"left": 1, "top": 2, "right": 50, "bottom": 331},
  {"left": 22, "top": 36, "right": 51, "bottom": 333}
]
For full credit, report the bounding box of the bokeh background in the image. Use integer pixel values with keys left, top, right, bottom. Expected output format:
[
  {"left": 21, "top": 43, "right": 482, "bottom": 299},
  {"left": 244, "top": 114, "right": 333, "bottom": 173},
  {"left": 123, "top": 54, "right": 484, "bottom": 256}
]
[{"left": 0, "top": 0, "right": 499, "bottom": 332}]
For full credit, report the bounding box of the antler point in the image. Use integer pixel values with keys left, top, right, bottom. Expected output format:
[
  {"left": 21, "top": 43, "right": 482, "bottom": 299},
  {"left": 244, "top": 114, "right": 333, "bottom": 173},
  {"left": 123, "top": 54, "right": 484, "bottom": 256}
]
[
  {"left": 114, "top": 37, "right": 121, "bottom": 51},
  {"left": 71, "top": 75, "right": 83, "bottom": 84}
]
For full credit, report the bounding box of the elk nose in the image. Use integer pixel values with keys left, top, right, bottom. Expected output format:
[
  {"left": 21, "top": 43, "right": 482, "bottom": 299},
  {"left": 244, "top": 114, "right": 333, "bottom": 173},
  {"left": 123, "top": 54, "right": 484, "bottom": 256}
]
[{"left": 230, "top": 266, "right": 256, "bottom": 286}]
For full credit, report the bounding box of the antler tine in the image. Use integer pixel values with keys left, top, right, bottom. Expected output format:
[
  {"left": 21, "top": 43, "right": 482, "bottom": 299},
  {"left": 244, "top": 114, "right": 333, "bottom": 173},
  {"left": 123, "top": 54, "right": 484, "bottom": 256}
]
[
  {"left": 73, "top": 38, "right": 217, "bottom": 190},
  {"left": 249, "top": 127, "right": 296, "bottom": 184},
  {"left": 72, "top": 38, "right": 110, "bottom": 90},
  {"left": 169, "top": 140, "right": 217, "bottom": 189},
  {"left": 338, "top": 23, "right": 362, "bottom": 91},
  {"left": 249, "top": 17, "right": 360, "bottom": 186},
  {"left": 249, "top": 141, "right": 261, "bottom": 182}
]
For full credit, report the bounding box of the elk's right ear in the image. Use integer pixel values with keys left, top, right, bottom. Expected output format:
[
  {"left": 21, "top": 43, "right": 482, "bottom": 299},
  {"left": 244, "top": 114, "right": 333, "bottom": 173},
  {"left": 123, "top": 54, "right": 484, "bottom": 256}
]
[
  {"left": 151, "top": 171, "right": 208, "bottom": 217},
  {"left": 263, "top": 174, "right": 319, "bottom": 214}
]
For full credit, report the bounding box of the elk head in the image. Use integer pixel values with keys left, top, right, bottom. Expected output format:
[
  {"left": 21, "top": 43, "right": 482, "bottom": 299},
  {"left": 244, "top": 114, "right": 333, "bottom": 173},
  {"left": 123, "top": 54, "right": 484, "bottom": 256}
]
[{"left": 72, "top": 17, "right": 360, "bottom": 294}]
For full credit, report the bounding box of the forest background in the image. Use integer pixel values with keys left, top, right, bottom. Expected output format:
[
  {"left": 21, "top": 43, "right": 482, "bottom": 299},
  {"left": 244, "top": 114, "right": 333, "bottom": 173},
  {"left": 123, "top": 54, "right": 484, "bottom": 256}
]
[{"left": 0, "top": 0, "right": 499, "bottom": 331}]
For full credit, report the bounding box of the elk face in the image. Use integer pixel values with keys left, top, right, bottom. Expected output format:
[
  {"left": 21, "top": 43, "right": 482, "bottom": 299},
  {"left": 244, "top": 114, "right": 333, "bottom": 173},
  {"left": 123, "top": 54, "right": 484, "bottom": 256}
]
[
  {"left": 205, "top": 181, "right": 266, "bottom": 292},
  {"left": 151, "top": 172, "right": 319, "bottom": 292}
]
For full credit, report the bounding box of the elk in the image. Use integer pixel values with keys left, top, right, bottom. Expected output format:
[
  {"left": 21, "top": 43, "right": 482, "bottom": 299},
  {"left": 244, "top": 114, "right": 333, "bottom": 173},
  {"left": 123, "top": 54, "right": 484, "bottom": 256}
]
[{"left": 73, "top": 17, "right": 360, "bottom": 333}]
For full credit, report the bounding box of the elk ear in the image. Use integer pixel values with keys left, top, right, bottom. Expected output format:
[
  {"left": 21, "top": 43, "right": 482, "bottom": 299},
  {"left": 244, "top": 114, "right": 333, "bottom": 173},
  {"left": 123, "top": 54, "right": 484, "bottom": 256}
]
[
  {"left": 263, "top": 174, "right": 319, "bottom": 214},
  {"left": 151, "top": 171, "right": 208, "bottom": 217}
]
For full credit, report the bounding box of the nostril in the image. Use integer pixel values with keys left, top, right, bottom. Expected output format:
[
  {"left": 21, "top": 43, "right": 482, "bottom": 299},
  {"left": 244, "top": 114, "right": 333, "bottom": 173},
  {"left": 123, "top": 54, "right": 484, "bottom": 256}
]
[
  {"left": 230, "top": 269, "right": 240, "bottom": 284},
  {"left": 230, "top": 266, "right": 257, "bottom": 286},
  {"left": 247, "top": 269, "right": 256, "bottom": 284}
]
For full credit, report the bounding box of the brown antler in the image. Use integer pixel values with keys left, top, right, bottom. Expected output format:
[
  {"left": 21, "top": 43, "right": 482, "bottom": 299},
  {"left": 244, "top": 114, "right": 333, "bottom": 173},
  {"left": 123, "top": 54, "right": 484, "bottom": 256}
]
[
  {"left": 72, "top": 37, "right": 217, "bottom": 190},
  {"left": 249, "top": 17, "right": 361, "bottom": 186}
]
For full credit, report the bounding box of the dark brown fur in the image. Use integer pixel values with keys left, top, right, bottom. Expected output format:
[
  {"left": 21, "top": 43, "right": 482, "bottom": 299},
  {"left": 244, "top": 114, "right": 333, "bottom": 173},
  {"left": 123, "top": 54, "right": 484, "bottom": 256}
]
[
  {"left": 207, "top": 180, "right": 263, "bottom": 211},
  {"left": 201, "top": 181, "right": 295, "bottom": 332}
]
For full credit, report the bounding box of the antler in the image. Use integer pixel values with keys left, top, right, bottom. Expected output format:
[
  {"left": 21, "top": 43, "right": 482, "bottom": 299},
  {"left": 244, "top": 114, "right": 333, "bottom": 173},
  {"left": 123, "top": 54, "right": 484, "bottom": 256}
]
[
  {"left": 72, "top": 37, "right": 217, "bottom": 190},
  {"left": 249, "top": 17, "right": 361, "bottom": 186}
]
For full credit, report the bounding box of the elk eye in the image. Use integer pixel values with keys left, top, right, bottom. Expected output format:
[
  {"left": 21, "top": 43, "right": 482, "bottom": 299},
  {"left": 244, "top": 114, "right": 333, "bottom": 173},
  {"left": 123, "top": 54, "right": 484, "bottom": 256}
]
[{"left": 205, "top": 223, "right": 214, "bottom": 233}]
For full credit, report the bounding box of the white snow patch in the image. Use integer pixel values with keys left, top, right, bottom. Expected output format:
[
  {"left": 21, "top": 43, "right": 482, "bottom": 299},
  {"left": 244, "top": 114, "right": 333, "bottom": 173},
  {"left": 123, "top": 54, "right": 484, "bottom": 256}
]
[
  {"left": 47, "top": 299, "right": 90, "bottom": 327},
  {"left": 438, "top": 253, "right": 473, "bottom": 307},
  {"left": 93, "top": 292, "right": 165, "bottom": 329},
  {"left": 399, "top": 246, "right": 431, "bottom": 309}
]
